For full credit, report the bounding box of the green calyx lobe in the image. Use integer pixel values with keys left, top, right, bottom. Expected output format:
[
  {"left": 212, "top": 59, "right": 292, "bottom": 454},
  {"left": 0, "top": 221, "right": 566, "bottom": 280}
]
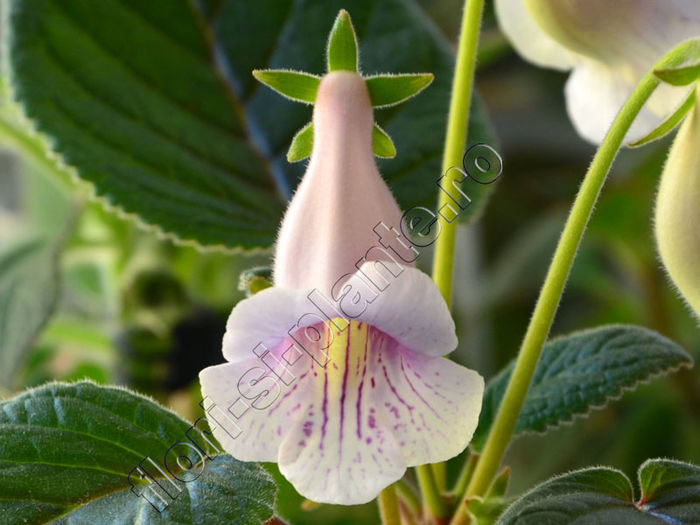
[{"left": 253, "top": 9, "right": 434, "bottom": 161}]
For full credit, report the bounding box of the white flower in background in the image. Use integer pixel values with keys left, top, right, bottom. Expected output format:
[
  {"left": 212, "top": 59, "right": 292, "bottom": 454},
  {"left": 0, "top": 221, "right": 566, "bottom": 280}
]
[
  {"left": 199, "top": 12, "right": 484, "bottom": 505},
  {"left": 495, "top": 0, "right": 700, "bottom": 144}
]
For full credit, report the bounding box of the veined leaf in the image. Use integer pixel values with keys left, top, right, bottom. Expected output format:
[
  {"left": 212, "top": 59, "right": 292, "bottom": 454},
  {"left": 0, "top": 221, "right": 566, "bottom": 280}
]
[
  {"left": 472, "top": 325, "right": 693, "bottom": 450},
  {"left": 496, "top": 459, "right": 700, "bottom": 525},
  {"left": 0, "top": 381, "right": 276, "bottom": 524},
  {"left": 0, "top": 238, "right": 60, "bottom": 389},
  {"left": 3, "top": 0, "right": 497, "bottom": 250}
]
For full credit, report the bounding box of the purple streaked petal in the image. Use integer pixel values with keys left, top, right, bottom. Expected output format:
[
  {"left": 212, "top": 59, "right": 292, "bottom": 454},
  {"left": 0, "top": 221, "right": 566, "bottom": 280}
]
[
  {"left": 199, "top": 335, "right": 316, "bottom": 462},
  {"left": 277, "top": 322, "right": 483, "bottom": 504}
]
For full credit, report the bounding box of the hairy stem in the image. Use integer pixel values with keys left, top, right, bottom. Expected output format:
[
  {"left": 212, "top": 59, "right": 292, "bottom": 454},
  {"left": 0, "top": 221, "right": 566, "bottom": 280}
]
[
  {"left": 450, "top": 40, "right": 699, "bottom": 525},
  {"left": 418, "top": 0, "right": 486, "bottom": 502}
]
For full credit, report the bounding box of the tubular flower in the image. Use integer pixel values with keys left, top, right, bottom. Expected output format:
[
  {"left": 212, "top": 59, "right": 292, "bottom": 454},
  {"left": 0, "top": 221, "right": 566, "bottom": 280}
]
[
  {"left": 655, "top": 88, "right": 700, "bottom": 318},
  {"left": 199, "top": 13, "right": 483, "bottom": 505},
  {"left": 495, "top": 0, "right": 700, "bottom": 144}
]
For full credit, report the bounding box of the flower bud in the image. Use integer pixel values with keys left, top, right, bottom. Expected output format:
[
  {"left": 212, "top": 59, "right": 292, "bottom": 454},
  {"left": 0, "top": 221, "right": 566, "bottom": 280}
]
[
  {"left": 273, "top": 71, "right": 408, "bottom": 295},
  {"left": 655, "top": 90, "right": 700, "bottom": 317}
]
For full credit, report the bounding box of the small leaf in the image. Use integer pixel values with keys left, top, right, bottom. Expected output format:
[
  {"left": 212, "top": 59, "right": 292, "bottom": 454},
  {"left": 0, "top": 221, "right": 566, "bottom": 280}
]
[
  {"left": 486, "top": 467, "right": 510, "bottom": 500},
  {"left": 372, "top": 123, "right": 397, "bottom": 158},
  {"left": 472, "top": 325, "right": 693, "bottom": 450},
  {"left": 239, "top": 266, "right": 274, "bottom": 296},
  {"left": 365, "top": 74, "right": 434, "bottom": 108},
  {"left": 655, "top": 38, "right": 700, "bottom": 76},
  {"left": 0, "top": 381, "right": 277, "bottom": 524},
  {"left": 655, "top": 62, "right": 700, "bottom": 85},
  {"left": 327, "top": 10, "right": 359, "bottom": 72},
  {"left": 287, "top": 122, "right": 314, "bottom": 162},
  {"left": 252, "top": 70, "right": 321, "bottom": 104},
  {"left": 0, "top": 238, "right": 60, "bottom": 389},
  {"left": 465, "top": 497, "right": 508, "bottom": 525},
  {"left": 629, "top": 87, "right": 696, "bottom": 147},
  {"left": 496, "top": 459, "right": 700, "bottom": 525},
  {"left": 638, "top": 458, "right": 700, "bottom": 520}
]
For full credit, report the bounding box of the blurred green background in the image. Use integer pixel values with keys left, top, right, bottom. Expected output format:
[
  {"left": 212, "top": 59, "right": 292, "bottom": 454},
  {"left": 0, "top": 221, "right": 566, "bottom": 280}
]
[{"left": 0, "top": 1, "right": 697, "bottom": 523}]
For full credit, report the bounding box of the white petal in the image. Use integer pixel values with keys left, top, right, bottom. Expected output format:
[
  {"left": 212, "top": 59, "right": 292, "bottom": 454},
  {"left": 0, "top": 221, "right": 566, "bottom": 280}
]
[
  {"left": 277, "top": 322, "right": 483, "bottom": 505},
  {"left": 523, "top": 0, "right": 700, "bottom": 69},
  {"left": 199, "top": 335, "right": 317, "bottom": 462},
  {"left": 495, "top": 0, "right": 576, "bottom": 71},
  {"left": 564, "top": 60, "right": 692, "bottom": 145},
  {"left": 352, "top": 263, "right": 458, "bottom": 357}
]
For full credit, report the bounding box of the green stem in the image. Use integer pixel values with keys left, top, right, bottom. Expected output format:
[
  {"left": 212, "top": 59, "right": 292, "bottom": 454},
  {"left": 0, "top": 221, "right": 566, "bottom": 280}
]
[
  {"left": 450, "top": 40, "right": 698, "bottom": 525},
  {"left": 419, "top": 0, "right": 486, "bottom": 500},
  {"left": 378, "top": 485, "right": 401, "bottom": 525},
  {"left": 431, "top": 0, "right": 485, "bottom": 306},
  {"left": 452, "top": 452, "right": 478, "bottom": 501},
  {"left": 416, "top": 462, "right": 447, "bottom": 519}
]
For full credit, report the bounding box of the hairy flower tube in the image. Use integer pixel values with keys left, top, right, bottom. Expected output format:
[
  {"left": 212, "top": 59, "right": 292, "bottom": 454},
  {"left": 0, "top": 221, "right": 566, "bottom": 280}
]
[
  {"left": 655, "top": 88, "right": 700, "bottom": 318},
  {"left": 495, "top": 0, "right": 700, "bottom": 144},
  {"left": 199, "top": 71, "right": 484, "bottom": 505}
]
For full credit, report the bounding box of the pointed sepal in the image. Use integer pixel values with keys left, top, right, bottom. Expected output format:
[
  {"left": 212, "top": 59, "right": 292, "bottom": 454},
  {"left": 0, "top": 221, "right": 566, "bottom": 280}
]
[
  {"left": 252, "top": 69, "right": 321, "bottom": 104},
  {"left": 287, "top": 122, "right": 314, "bottom": 162},
  {"left": 365, "top": 73, "right": 434, "bottom": 108},
  {"left": 654, "top": 38, "right": 700, "bottom": 86},
  {"left": 655, "top": 62, "right": 700, "bottom": 86},
  {"left": 372, "top": 123, "right": 397, "bottom": 158},
  {"left": 629, "top": 87, "right": 696, "bottom": 147},
  {"left": 486, "top": 466, "right": 510, "bottom": 500},
  {"left": 327, "top": 10, "right": 359, "bottom": 72}
]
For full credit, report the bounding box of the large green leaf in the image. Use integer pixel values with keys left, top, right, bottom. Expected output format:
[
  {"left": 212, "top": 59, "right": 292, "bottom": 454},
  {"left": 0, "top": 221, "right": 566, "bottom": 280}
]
[
  {"left": 472, "top": 325, "right": 693, "bottom": 450},
  {"left": 0, "top": 239, "right": 61, "bottom": 389},
  {"left": 0, "top": 381, "right": 276, "bottom": 524},
  {"left": 496, "top": 459, "right": 700, "bottom": 524},
  {"left": 3, "top": 0, "right": 497, "bottom": 250}
]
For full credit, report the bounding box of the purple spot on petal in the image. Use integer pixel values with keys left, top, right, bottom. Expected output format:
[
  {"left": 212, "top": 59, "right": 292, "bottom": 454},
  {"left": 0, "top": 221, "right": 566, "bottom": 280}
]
[{"left": 366, "top": 437, "right": 372, "bottom": 444}]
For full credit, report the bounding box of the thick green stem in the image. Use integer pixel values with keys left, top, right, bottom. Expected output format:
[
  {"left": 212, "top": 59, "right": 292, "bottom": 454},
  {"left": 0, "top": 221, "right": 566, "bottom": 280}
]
[
  {"left": 449, "top": 40, "right": 698, "bottom": 525},
  {"left": 419, "top": 0, "right": 486, "bottom": 501},
  {"left": 378, "top": 485, "right": 401, "bottom": 525}
]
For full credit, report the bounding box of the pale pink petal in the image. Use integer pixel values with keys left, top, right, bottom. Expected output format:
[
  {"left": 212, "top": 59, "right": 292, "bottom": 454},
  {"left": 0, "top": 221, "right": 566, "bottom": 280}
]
[
  {"left": 222, "top": 286, "right": 340, "bottom": 363},
  {"left": 199, "top": 335, "right": 318, "bottom": 461},
  {"left": 349, "top": 262, "right": 458, "bottom": 357}
]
